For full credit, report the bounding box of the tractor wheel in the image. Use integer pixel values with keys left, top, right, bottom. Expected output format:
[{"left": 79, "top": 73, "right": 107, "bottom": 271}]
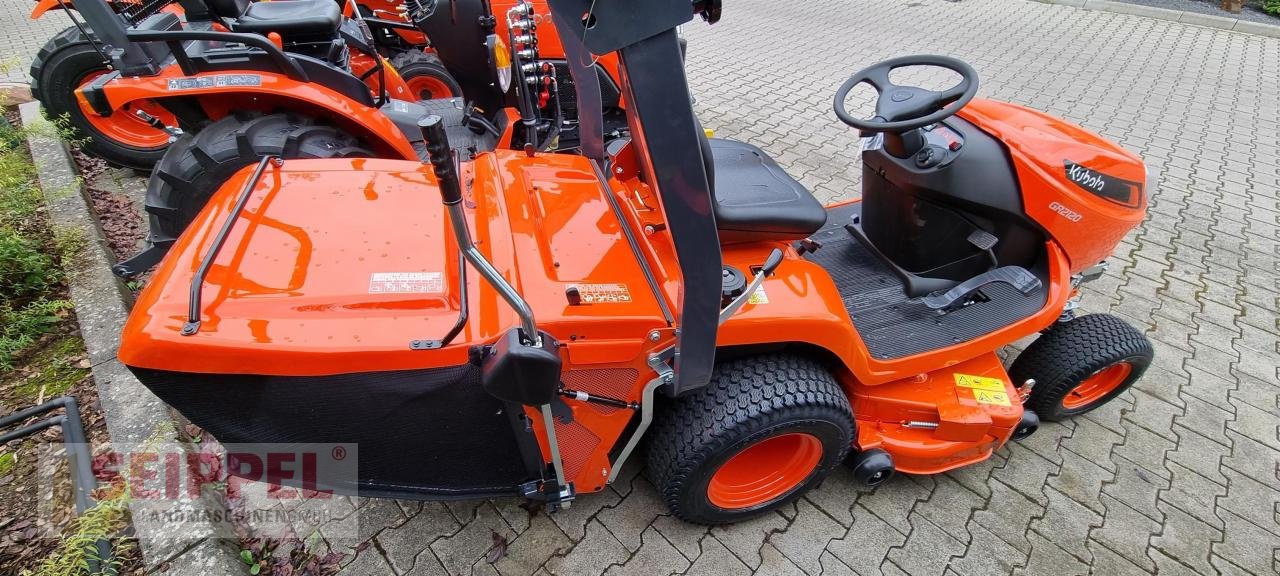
[
  {"left": 145, "top": 112, "right": 372, "bottom": 246},
  {"left": 31, "top": 26, "right": 176, "bottom": 170},
  {"left": 391, "top": 50, "right": 462, "bottom": 101},
  {"left": 1009, "top": 313, "right": 1153, "bottom": 421},
  {"left": 647, "top": 353, "right": 854, "bottom": 524}
]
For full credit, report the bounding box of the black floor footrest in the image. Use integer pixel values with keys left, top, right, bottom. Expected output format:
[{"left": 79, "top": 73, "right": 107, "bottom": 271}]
[{"left": 922, "top": 266, "right": 1042, "bottom": 311}]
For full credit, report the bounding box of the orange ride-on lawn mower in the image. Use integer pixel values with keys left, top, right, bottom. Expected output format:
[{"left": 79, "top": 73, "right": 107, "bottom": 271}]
[{"left": 116, "top": 0, "right": 1154, "bottom": 523}]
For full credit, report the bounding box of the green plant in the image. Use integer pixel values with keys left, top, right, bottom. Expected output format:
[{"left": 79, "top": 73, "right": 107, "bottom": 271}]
[
  {"left": 0, "top": 299, "right": 73, "bottom": 369},
  {"left": 1265, "top": 0, "right": 1280, "bottom": 16},
  {"left": 0, "top": 231, "right": 60, "bottom": 297},
  {"left": 0, "top": 451, "right": 15, "bottom": 476},
  {"left": 22, "top": 483, "right": 133, "bottom": 576}
]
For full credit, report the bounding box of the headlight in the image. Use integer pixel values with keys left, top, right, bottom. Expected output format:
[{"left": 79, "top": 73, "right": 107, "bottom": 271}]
[{"left": 489, "top": 35, "right": 513, "bottom": 93}]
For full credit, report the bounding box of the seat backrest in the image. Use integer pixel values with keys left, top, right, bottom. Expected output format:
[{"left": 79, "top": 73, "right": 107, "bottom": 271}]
[{"left": 206, "top": 0, "right": 251, "bottom": 19}]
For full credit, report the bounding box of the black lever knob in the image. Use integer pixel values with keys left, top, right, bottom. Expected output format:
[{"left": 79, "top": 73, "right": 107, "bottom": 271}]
[{"left": 418, "top": 115, "right": 462, "bottom": 205}]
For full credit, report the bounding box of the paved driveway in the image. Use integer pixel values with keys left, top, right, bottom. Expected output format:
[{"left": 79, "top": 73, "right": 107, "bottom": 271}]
[{"left": 4, "top": 0, "right": 1279, "bottom": 574}]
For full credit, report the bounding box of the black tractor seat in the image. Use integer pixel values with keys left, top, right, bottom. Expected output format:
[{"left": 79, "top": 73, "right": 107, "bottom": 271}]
[
  {"left": 704, "top": 138, "right": 827, "bottom": 243},
  {"left": 228, "top": 0, "right": 343, "bottom": 36}
]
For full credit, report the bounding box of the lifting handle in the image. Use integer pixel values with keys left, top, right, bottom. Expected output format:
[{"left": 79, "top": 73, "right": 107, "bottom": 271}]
[
  {"left": 418, "top": 115, "right": 462, "bottom": 205},
  {"left": 419, "top": 115, "right": 540, "bottom": 343}
]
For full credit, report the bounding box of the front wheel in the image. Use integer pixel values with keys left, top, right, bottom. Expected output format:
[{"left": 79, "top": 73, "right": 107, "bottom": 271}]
[
  {"left": 1009, "top": 313, "right": 1154, "bottom": 421},
  {"left": 646, "top": 353, "right": 854, "bottom": 524}
]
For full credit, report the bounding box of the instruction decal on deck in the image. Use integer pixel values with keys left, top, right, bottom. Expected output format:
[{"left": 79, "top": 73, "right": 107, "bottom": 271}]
[
  {"left": 747, "top": 285, "right": 769, "bottom": 305},
  {"left": 953, "top": 373, "right": 1012, "bottom": 406},
  {"left": 368, "top": 272, "right": 443, "bottom": 294},
  {"left": 573, "top": 283, "right": 632, "bottom": 303},
  {"left": 167, "top": 75, "right": 262, "bottom": 91}
]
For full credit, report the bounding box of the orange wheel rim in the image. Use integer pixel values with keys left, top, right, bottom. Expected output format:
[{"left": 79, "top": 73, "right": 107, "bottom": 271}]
[
  {"left": 707, "top": 433, "right": 823, "bottom": 509},
  {"left": 405, "top": 75, "right": 457, "bottom": 100},
  {"left": 1063, "top": 362, "right": 1132, "bottom": 409},
  {"left": 76, "top": 70, "right": 175, "bottom": 149}
]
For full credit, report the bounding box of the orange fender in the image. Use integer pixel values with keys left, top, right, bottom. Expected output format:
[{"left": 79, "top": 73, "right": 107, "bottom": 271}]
[
  {"left": 30, "top": 0, "right": 66, "bottom": 19},
  {"left": 88, "top": 67, "right": 420, "bottom": 160}
]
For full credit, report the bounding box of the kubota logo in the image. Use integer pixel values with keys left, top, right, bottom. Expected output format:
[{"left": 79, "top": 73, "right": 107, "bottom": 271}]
[
  {"left": 1066, "top": 163, "right": 1106, "bottom": 191},
  {"left": 1049, "top": 201, "right": 1083, "bottom": 222}
]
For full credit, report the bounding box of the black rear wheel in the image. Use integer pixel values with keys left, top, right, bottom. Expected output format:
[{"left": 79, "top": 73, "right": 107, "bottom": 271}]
[
  {"left": 144, "top": 112, "right": 372, "bottom": 247},
  {"left": 31, "top": 26, "right": 173, "bottom": 170},
  {"left": 1009, "top": 313, "right": 1153, "bottom": 421},
  {"left": 646, "top": 353, "right": 854, "bottom": 524}
]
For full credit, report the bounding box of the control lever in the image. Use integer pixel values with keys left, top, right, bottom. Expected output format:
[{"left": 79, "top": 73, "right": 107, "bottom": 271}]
[
  {"left": 921, "top": 266, "right": 1042, "bottom": 312},
  {"left": 419, "top": 115, "right": 538, "bottom": 342},
  {"left": 719, "top": 248, "right": 783, "bottom": 324}
]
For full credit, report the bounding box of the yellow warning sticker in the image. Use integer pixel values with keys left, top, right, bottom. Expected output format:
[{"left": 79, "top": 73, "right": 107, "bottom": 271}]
[
  {"left": 747, "top": 285, "right": 769, "bottom": 305},
  {"left": 971, "top": 389, "right": 1012, "bottom": 406},
  {"left": 954, "top": 373, "right": 1013, "bottom": 406},
  {"left": 953, "top": 373, "right": 1006, "bottom": 392}
]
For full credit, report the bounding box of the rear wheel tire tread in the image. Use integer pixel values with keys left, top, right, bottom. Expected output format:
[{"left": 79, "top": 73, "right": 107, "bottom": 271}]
[
  {"left": 646, "top": 353, "right": 854, "bottom": 524},
  {"left": 144, "top": 112, "right": 371, "bottom": 246}
]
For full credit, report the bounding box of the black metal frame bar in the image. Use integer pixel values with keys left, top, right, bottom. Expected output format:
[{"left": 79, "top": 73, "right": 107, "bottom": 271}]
[
  {"left": 184, "top": 155, "right": 276, "bottom": 336},
  {"left": 0, "top": 397, "right": 112, "bottom": 574},
  {"left": 127, "top": 29, "right": 310, "bottom": 81},
  {"left": 409, "top": 248, "right": 470, "bottom": 350}
]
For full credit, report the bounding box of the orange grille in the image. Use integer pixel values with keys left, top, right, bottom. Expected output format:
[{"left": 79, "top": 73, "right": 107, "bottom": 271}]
[
  {"left": 562, "top": 368, "right": 638, "bottom": 414},
  {"left": 553, "top": 420, "right": 600, "bottom": 482}
]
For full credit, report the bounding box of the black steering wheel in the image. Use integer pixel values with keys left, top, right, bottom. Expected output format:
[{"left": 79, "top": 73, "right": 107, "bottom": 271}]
[{"left": 833, "top": 55, "right": 979, "bottom": 133}]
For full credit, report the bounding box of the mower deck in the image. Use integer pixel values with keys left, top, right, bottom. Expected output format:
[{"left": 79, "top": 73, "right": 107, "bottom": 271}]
[{"left": 805, "top": 203, "right": 1048, "bottom": 360}]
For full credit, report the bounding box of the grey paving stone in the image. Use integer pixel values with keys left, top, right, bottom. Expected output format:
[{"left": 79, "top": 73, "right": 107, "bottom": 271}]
[
  {"left": 429, "top": 503, "right": 516, "bottom": 576},
  {"left": 596, "top": 478, "right": 666, "bottom": 553},
  {"left": 1089, "top": 494, "right": 1162, "bottom": 572},
  {"left": 912, "top": 475, "right": 984, "bottom": 544},
  {"left": 1030, "top": 486, "right": 1103, "bottom": 563},
  {"left": 1048, "top": 448, "right": 1113, "bottom": 516},
  {"left": 1150, "top": 501, "right": 1221, "bottom": 575},
  {"left": 1100, "top": 455, "right": 1167, "bottom": 524},
  {"left": 493, "top": 513, "right": 572, "bottom": 576},
  {"left": 1013, "top": 531, "right": 1088, "bottom": 576},
  {"left": 708, "top": 511, "right": 788, "bottom": 570},
  {"left": 377, "top": 503, "right": 459, "bottom": 574},
  {"left": 754, "top": 543, "right": 807, "bottom": 576},
  {"left": 684, "top": 536, "right": 751, "bottom": 576},
  {"left": 851, "top": 475, "right": 934, "bottom": 536},
  {"left": 1212, "top": 509, "right": 1280, "bottom": 576},
  {"left": 947, "top": 522, "right": 1026, "bottom": 576},
  {"left": 971, "top": 479, "right": 1042, "bottom": 555},
  {"left": 886, "top": 513, "right": 965, "bottom": 576},
  {"left": 545, "top": 520, "right": 628, "bottom": 576},
  {"left": 549, "top": 489, "right": 621, "bottom": 542},
  {"left": 649, "top": 515, "right": 708, "bottom": 562},
  {"left": 769, "top": 499, "right": 845, "bottom": 575},
  {"left": 602, "top": 526, "right": 688, "bottom": 576},
  {"left": 825, "top": 504, "right": 908, "bottom": 576}
]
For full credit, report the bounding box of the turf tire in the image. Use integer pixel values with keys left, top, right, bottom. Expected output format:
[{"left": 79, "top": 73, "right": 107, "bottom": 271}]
[
  {"left": 144, "top": 112, "right": 372, "bottom": 246},
  {"left": 1009, "top": 313, "right": 1154, "bottom": 421},
  {"left": 646, "top": 353, "right": 854, "bottom": 524}
]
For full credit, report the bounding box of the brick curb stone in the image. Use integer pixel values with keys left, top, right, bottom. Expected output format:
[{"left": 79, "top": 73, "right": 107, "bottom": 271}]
[
  {"left": 1031, "top": 0, "right": 1280, "bottom": 37},
  {"left": 18, "top": 101, "right": 244, "bottom": 575}
]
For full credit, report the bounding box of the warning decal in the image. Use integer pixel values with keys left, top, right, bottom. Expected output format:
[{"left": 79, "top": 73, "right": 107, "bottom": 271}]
[
  {"left": 954, "top": 373, "right": 1012, "bottom": 406},
  {"left": 747, "top": 285, "right": 769, "bottom": 305},
  {"left": 573, "top": 283, "right": 632, "bottom": 303},
  {"left": 368, "top": 272, "right": 443, "bottom": 294}
]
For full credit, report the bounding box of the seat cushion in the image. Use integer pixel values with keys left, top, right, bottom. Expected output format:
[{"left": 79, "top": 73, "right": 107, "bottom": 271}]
[
  {"left": 232, "top": 0, "right": 342, "bottom": 36},
  {"left": 708, "top": 138, "right": 827, "bottom": 242}
]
